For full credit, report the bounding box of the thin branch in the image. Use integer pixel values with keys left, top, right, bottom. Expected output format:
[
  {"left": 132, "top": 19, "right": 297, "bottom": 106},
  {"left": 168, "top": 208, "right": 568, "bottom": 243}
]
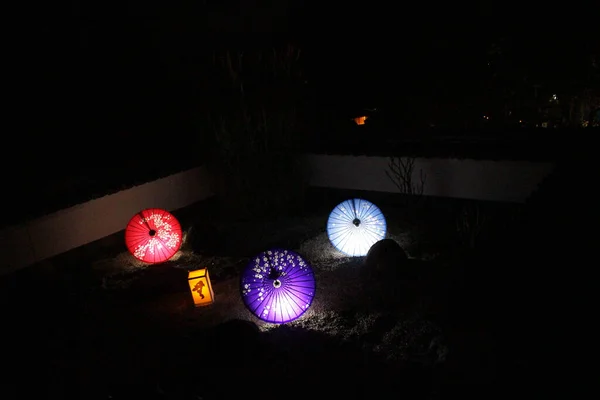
[{"left": 385, "top": 156, "right": 426, "bottom": 200}]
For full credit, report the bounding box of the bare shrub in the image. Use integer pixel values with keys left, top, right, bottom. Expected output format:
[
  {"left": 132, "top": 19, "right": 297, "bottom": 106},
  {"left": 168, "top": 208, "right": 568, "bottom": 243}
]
[
  {"left": 456, "top": 203, "right": 488, "bottom": 249},
  {"left": 386, "top": 157, "right": 427, "bottom": 205},
  {"left": 205, "top": 44, "right": 306, "bottom": 218}
]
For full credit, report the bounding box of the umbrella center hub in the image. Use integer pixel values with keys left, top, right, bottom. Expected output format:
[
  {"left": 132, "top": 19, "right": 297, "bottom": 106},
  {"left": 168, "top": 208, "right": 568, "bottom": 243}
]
[
  {"left": 148, "top": 229, "right": 156, "bottom": 237},
  {"left": 352, "top": 218, "right": 361, "bottom": 227},
  {"left": 273, "top": 279, "right": 282, "bottom": 288}
]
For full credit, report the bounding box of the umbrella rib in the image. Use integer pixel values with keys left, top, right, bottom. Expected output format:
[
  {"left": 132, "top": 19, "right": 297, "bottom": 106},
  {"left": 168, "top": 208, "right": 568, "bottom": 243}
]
[
  {"left": 249, "top": 285, "right": 271, "bottom": 316},
  {"left": 332, "top": 225, "right": 354, "bottom": 247},
  {"left": 283, "top": 282, "right": 315, "bottom": 291},
  {"left": 336, "top": 227, "right": 356, "bottom": 255},
  {"left": 155, "top": 240, "right": 170, "bottom": 264},
  {"left": 138, "top": 211, "right": 151, "bottom": 231},
  {"left": 280, "top": 289, "right": 300, "bottom": 321},
  {"left": 282, "top": 285, "right": 313, "bottom": 311},
  {"left": 272, "top": 290, "right": 281, "bottom": 322},
  {"left": 283, "top": 265, "right": 310, "bottom": 279},
  {"left": 283, "top": 274, "right": 315, "bottom": 287},
  {"left": 363, "top": 224, "right": 384, "bottom": 242},
  {"left": 329, "top": 222, "right": 353, "bottom": 242},
  {"left": 337, "top": 202, "right": 355, "bottom": 222}
]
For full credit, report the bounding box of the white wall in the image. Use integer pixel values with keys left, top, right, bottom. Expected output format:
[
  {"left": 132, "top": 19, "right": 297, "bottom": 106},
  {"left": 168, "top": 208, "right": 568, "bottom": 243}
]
[
  {"left": 0, "top": 167, "right": 213, "bottom": 276},
  {"left": 304, "top": 154, "right": 555, "bottom": 203},
  {"left": 1, "top": 154, "right": 556, "bottom": 276}
]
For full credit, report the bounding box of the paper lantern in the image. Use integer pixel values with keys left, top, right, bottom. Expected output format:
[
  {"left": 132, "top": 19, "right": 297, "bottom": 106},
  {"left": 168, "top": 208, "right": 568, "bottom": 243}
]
[
  {"left": 125, "top": 208, "right": 182, "bottom": 264},
  {"left": 188, "top": 268, "right": 215, "bottom": 307},
  {"left": 241, "top": 249, "right": 316, "bottom": 324},
  {"left": 327, "top": 198, "right": 387, "bottom": 257}
]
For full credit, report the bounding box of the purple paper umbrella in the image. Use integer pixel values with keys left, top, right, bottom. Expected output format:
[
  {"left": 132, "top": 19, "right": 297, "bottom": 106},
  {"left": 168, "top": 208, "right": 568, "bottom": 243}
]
[{"left": 241, "top": 249, "right": 316, "bottom": 324}]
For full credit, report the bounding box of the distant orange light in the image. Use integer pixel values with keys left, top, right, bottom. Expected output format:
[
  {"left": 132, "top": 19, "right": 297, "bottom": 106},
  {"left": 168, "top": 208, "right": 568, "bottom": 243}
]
[{"left": 354, "top": 116, "right": 368, "bottom": 125}]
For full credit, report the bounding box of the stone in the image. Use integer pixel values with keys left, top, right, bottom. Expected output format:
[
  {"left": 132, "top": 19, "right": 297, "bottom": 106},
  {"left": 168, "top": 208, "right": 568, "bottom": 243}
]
[{"left": 364, "top": 238, "right": 409, "bottom": 279}]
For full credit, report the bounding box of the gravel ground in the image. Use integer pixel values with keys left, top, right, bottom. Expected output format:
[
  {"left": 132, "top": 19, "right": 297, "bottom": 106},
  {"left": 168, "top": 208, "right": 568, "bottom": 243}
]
[{"left": 6, "top": 200, "right": 525, "bottom": 399}]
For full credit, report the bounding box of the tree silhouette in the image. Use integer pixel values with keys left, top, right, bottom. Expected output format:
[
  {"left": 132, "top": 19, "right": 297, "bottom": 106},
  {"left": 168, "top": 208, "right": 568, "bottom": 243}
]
[{"left": 200, "top": 43, "right": 308, "bottom": 218}]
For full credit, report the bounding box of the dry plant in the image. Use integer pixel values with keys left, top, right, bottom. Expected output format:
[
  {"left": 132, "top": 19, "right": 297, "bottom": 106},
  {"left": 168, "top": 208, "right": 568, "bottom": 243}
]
[
  {"left": 456, "top": 203, "right": 488, "bottom": 249},
  {"left": 206, "top": 44, "right": 305, "bottom": 218},
  {"left": 386, "top": 157, "right": 427, "bottom": 204}
]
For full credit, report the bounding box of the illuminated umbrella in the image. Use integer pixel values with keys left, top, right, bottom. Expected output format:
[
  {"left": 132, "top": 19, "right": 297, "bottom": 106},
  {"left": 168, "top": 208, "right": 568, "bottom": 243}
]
[
  {"left": 327, "top": 198, "right": 387, "bottom": 257},
  {"left": 125, "top": 208, "right": 182, "bottom": 264},
  {"left": 241, "top": 249, "right": 316, "bottom": 324}
]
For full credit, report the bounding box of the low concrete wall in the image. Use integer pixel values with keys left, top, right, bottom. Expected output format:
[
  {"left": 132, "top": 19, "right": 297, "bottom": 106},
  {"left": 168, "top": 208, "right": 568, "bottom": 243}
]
[
  {"left": 1, "top": 167, "right": 213, "bottom": 276},
  {"left": 2, "top": 154, "right": 556, "bottom": 276},
  {"left": 304, "top": 154, "right": 555, "bottom": 203}
]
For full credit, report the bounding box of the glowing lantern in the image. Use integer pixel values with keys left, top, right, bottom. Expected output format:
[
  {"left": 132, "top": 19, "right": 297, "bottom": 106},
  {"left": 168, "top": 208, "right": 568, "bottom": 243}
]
[
  {"left": 188, "top": 268, "right": 215, "bottom": 307},
  {"left": 241, "top": 249, "right": 316, "bottom": 324},
  {"left": 125, "top": 208, "right": 182, "bottom": 264},
  {"left": 353, "top": 116, "right": 368, "bottom": 125},
  {"left": 327, "top": 198, "right": 387, "bottom": 257}
]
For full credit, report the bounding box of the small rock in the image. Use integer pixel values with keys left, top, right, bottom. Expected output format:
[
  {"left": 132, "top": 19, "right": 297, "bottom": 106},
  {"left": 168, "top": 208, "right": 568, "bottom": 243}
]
[{"left": 364, "top": 239, "right": 409, "bottom": 279}]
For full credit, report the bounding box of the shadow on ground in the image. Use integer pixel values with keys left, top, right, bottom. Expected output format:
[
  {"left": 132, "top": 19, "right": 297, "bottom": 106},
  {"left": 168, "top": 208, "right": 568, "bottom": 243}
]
[
  {"left": 4, "top": 195, "right": 567, "bottom": 398},
  {"left": 78, "top": 314, "right": 449, "bottom": 400},
  {"left": 8, "top": 252, "right": 508, "bottom": 399}
]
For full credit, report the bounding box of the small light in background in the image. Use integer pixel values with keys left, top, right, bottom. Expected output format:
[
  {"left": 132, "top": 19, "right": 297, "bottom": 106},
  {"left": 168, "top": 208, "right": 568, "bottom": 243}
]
[{"left": 353, "top": 116, "right": 368, "bottom": 125}]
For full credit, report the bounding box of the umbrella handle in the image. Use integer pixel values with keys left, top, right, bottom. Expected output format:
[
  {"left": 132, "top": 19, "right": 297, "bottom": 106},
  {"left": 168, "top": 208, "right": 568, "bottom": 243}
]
[{"left": 138, "top": 212, "right": 152, "bottom": 231}]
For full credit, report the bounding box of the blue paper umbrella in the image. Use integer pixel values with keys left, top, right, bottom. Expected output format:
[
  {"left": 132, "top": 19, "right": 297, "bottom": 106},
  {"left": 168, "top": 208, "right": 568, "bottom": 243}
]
[{"left": 327, "top": 198, "right": 387, "bottom": 256}]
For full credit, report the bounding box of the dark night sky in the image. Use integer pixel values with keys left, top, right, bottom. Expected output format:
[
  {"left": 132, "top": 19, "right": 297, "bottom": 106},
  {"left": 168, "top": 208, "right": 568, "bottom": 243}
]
[
  {"left": 3, "top": 0, "right": 596, "bottom": 218},
  {"left": 12, "top": 1, "right": 599, "bottom": 165}
]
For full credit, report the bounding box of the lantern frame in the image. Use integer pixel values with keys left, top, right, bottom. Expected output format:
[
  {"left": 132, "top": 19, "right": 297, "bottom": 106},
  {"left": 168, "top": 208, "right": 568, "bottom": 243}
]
[{"left": 188, "top": 268, "right": 215, "bottom": 307}]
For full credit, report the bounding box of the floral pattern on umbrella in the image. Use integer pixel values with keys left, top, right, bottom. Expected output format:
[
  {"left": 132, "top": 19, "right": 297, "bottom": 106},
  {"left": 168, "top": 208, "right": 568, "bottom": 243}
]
[
  {"left": 327, "top": 198, "right": 387, "bottom": 257},
  {"left": 241, "top": 249, "right": 316, "bottom": 324},
  {"left": 125, "top": 208, "right": 182, "bottom": 264}
]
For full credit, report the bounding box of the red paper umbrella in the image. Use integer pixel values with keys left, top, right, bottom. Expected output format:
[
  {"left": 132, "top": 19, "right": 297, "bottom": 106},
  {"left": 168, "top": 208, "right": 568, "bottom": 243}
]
[{"left": 125, "top": 208, "right": 183, "bottom": 264}]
